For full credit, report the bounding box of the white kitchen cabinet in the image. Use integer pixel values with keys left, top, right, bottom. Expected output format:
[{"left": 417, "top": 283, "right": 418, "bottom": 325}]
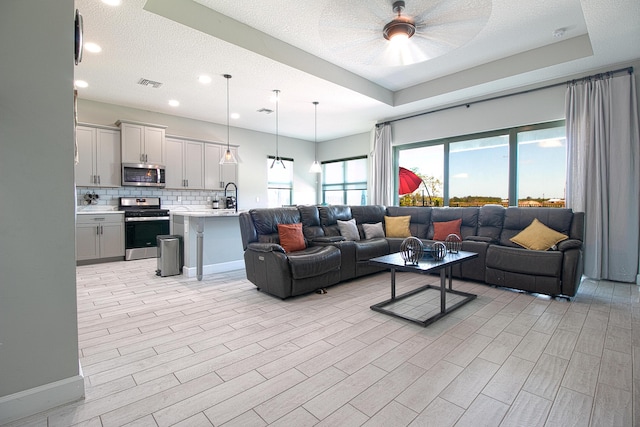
[
  {"left": 117, "top": 120, "right": 166, "bottom": 165},
  {"left": 75, "top": 124, "right": 121, "bottom": 187},
  {"left": 204, "top": 144, "right": 238, "bottom": 190},
  {"left": 165, "top": 137, "right": 204, "bottom": 189},
  {"left": 76, "top": 213, "right": 124, "bottom": 263}
]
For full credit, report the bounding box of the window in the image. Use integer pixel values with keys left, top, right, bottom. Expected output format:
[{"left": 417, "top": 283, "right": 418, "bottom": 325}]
[
  {"left": 267, "top": 157, "right": 293, "bottom": 207},
  {"left": 396, "top": 120, "right": 565, "bottom": 207},
  {"left": 517, "top": 125, "right": 566, "bottom": 206},
  {"left": 322, "top": 157, "right": 367, "bottom": 205},
  {"left": 449, "top": 135, "right": 509, "bottom": 206},
  {"left": 398, "top": 145, "right": 444, "bottom": 206}
]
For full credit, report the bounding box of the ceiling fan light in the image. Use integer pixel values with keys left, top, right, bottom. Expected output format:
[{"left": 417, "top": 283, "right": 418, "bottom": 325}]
[{"left": 383, "top": 18, "right": 415, "bottom": 41}]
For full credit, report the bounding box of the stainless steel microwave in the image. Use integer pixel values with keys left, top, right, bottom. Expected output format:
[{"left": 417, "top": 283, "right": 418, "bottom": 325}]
[{"left": 121, "top": 163, "right": 166, "bottom": 187}]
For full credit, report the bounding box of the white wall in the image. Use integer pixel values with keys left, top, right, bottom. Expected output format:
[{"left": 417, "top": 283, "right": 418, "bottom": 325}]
[
  {"left": 0, "top": 0, "right": 83, "bottom": 422},
  {"left": 78, "top": 99, "right": 318, "bottom": 208}
]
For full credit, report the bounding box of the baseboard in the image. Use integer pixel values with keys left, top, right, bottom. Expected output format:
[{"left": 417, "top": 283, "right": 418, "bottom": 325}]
[
  {"left": 183, "top": 260, "right": 245, "bottom": 278},
  {"left": 0, "top": 372, "right": 85, "bottom": 425}
]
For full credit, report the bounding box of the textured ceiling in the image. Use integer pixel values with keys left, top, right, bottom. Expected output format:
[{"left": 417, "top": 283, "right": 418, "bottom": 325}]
[{"left": 74, "top": 0, "right": 640, "bottom": 141}]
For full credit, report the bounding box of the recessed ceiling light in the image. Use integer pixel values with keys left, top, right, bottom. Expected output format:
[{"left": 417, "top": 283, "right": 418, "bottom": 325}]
[
  {"left": 101, "top": 0, "right": 121, "bottom": 6},
  {"left": 84, "top": 42, "right": 102, "bottom": 53},
  {"left": 75, "top": 80, "right": 88, "bottom": 88},
  {"left": 198, "top": 75, "right": 212, "bottom": 84},
  {"left": 231, "top": 113, "right": 240, "bottom": 119},
  {"left": 168, "top": 100, "right": 180, "bottom": 107}
]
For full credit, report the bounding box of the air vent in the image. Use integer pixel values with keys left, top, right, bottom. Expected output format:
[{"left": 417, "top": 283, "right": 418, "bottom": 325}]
[
  {"left": 257, "top": 108, "right": 274, "bottom": 114},
  {"left": 137, "top": 78, "right": 163, "bottom": 88}
]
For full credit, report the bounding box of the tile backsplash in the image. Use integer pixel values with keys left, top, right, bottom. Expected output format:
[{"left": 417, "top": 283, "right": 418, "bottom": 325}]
[{"left": 77, "top": 187, "right": 226, "bottom": 209}]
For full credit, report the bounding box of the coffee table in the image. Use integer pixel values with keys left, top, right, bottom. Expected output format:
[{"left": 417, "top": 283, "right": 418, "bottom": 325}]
[{"left": 369, "top": 251, "right": 479, "bottom": 327}]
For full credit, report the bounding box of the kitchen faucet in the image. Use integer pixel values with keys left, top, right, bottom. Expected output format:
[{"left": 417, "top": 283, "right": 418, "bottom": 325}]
[{"left": 224, "top": 182, "right": 238, "bottom": 212}]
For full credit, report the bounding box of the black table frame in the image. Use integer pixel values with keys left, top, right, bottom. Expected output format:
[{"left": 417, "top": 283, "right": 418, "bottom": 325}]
[{"left": 369, "top": 251, "right": 479, "bottom": 327}]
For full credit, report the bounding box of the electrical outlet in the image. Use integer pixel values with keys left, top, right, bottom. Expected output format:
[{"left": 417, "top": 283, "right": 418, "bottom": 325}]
[
  {"left": 256, "top": 196, "right": 259, "bottom": 202},
  {"left": 177, "top": 196, "right": 182, "bottom": 202},
  {"left": 206, "top": 196, "right": 211, "bottom": 202}
]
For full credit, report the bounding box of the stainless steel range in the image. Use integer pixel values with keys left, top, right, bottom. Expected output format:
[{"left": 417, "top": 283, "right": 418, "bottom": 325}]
[{"left": 119, "top": 197, "right": 170, "bottom": 260}]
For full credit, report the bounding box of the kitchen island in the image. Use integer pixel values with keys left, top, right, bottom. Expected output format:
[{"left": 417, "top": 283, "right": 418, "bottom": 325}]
[{"left": 170, "top": 210, "right": 244, "bottom": 279}]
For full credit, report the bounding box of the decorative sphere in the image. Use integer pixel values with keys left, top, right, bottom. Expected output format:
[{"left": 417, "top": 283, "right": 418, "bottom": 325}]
[
  {"left": 400, "top": 236, "right": 424, "bottom": 265},
  {"left": 445, "top": 233, "right": 462, "bottom": 253},
  {"left": 432, "top": 241, "right": 447, "bottom": 261}
]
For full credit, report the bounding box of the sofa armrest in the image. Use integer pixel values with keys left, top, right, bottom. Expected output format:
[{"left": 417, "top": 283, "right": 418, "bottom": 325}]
[
  {"left": 557, "top": 239, "right": 582, "bottom": 251},
  {"left": 466, "top": 236, "right": 494, "bottom": 243},
  {"left": 247, "top": 242, "right": 286, "bottom": 254},
  {"left": 312, "top": 236, "right": 346, "bottom": 243}
]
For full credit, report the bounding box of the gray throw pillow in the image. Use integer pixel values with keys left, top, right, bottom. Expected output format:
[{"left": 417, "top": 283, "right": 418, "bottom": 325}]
[
  {"left": 363, "top": 222, "right": 385, "bottom": 239},
  {"left": 337, "top": 218, "right": 360, "bottom": 241}
]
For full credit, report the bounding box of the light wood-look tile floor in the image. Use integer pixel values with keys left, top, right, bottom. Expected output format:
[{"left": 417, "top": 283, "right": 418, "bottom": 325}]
[{"left": 6, "top": 259, "right": 639, "bottom": 427}]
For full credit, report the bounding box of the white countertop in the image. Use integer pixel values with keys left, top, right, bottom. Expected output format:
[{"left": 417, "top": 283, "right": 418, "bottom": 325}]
[{"left": 171, "top": 209, "right": 242, "bottom": 217}]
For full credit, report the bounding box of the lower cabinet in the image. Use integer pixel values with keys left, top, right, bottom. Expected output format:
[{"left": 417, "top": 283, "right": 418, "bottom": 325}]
[{"left": 76, "top": 213, "right": 124, "bottom": 263}]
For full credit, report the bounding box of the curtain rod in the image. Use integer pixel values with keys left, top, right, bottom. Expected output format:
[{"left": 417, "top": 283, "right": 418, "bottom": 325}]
[{"left": 377, "top": 66, "right": 634, "bottom": 127}]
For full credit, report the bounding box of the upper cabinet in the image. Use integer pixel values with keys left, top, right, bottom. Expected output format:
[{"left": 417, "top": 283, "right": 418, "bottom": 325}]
[
  {"left": 75, "top": 124, "right": 121, "bottom": 187},
  {"left": 204, "top": 145, "right": 238, "bottom": 190},
  {"left": 117, "top": 120, "right": 166, "bottom": 165},
  {"left": 165, "top": 137, "right": 205, "bottom": 189}
]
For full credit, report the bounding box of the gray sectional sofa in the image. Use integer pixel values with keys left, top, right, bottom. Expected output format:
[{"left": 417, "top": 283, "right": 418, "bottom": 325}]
[{"left": 238, "top": 205, "right": 584, "bottom": 300}]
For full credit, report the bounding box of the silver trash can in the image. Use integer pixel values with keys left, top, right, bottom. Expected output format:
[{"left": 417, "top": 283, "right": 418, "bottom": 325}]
[{"left": 156, "top": 235, "right": 183, "bottom": 277}]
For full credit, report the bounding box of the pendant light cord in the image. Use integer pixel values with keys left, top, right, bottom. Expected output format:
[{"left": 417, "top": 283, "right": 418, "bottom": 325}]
[
  {"left": 313, "top": 101, "right": 318, "bottom": 161},
  {"left": 225, "top": 74, "right": 230, "bottom": 151}
]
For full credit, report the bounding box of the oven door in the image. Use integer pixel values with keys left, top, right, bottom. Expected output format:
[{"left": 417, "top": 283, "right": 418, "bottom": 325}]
[{"left": 124, "top": 217, "right": 170, "bottom": 260}]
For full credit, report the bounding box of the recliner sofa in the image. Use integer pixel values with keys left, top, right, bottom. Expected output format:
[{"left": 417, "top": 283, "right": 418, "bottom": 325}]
[{"left": 238, "top": 205, "right": 584, "bottom": 299}]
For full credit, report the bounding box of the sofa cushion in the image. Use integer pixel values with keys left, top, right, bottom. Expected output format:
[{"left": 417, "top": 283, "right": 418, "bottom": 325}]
[
  {"left": 386, "top": 206, "right": 431, "bottom": 238},
  {"left": 277, "top": 223, "right": 306, "bottom": 253},
  {"left": 298, "top": 205, "right": 324, "bottom": 241},
  {"left": 318, "top": 205, "right": 352, "bottom": 237},
  {"left": 287, "top": 246, "right": 341, "bottom": 279},
  {"left": 430, "top": 208, "right": 478, "bottom": 240},
  {"left": 251, "top": 207, "right": 301, "bottom": 235},
  {"left": 337, "top": 218, "right": 360, "bottom": 241},
  {"left": 433, "top": 219, "right": 462, "bottom": 241},
  {"left": 510, "top": 218, "right": 568, "bottom": 251},
  {"left": 499, "top": 208, "right": 573, "bottom": 248},
  {"left": 477, "top": 205, "right": 505, "bottom": 242},
  {"left": 486, "top": 245, "right": 563, "bottom": 277},
  {"left": 355, "top": 239, "right": 389, "bottom": 262},
  {"left": 384, "top": 215, "right": 411, "bottom": 238},
  {"left": 363, "top": 222, "right": 385, "bottom": 239}
]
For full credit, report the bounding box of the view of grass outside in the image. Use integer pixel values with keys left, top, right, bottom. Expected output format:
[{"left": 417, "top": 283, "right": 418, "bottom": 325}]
[{"left": 398, "top": 122, "right": 566, "bottom": 207}]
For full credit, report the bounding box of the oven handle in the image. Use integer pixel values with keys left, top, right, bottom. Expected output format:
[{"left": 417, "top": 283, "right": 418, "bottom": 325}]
[{"left": 125, "top": 216, "right": 170, "bottom": 222}]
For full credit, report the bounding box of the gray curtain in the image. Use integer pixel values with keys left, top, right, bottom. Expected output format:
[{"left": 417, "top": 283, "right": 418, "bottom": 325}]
[
  {"left": 371, "top": 123, "right": 393, "bottom": 206},
  {"left": 566, "top": 72, "right": 640, "bottom": 282}
]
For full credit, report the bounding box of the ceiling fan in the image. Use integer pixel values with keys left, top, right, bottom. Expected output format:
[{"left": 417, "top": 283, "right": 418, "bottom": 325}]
[{"left": 318, "top": 0, "right": 492, "bottom": 67}]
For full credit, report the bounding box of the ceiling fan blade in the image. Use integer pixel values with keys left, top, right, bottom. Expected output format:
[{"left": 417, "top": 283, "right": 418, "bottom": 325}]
[{"left": 318, "top": 0, "right": 492, "bottom": 67}]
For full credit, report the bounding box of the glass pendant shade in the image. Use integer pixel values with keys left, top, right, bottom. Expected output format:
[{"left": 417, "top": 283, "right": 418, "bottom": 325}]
[
  {"left": 309, "top": 161, "right": 322, "bottom": 173},
  {"left": 309, "top": 101, "right": 321, "bottom": 173},
  {"left": 219, "top": 74, "right": 238, "bottom": 165}
]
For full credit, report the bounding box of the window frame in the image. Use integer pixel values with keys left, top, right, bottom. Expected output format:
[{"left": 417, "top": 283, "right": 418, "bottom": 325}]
[
  {"left": 394, "top": 120, "right": 566, "bottom": 207},
  {"left": 321, "top": 155, "right": 368, "bottom": 205},
  {"left": 267, "top": 156, "right": 294, "bottom": 207}
]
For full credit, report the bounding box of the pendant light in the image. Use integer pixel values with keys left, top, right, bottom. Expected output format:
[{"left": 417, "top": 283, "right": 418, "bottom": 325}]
[
  {"left": 219, "top": 74, "right": 237, "bottom": 165},
  {"left": 309, "top": 101, "right": 322, "bottom": 173},
  {"left": 270, "top": 89, "right": 285, "bottom": 169}
]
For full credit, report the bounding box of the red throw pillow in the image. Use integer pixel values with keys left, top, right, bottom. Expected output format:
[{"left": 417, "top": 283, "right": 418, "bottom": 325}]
[
  {"left": 433, "top": 219, "right": 462, "bottom": 241},
  {"left": 277, "top": 223, "right": 306, "bottom": 253}
]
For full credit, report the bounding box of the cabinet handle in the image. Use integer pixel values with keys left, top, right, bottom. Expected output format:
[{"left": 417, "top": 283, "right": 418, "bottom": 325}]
[
  {"left": 97, "top": 175, "right": 101, "bottom": 184},
  {"left": 145, "top": 153, "right": 148, "bottom": 162},
  {"left": 100, "top": 225, "right": 104, "bottom": 235},
  {"left": 96, "top": 226, "right": 100, "bottom": 235},
  {"left": 185, "top": 179, "right": 188, "bottom": 187}
]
